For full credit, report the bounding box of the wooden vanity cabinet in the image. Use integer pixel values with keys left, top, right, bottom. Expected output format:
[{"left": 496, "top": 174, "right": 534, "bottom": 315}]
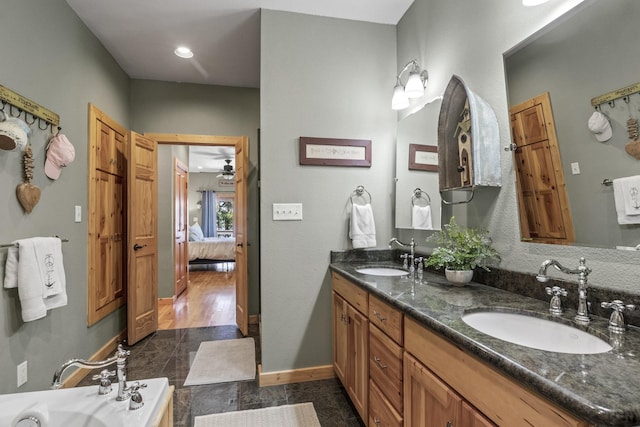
[
  {"left": 152, "top": 385, "right": 175, "bottom": 427},
  {"left": 404, "top": 317, "right": 589, "bottom": 427},
  {"left": 331, "top": 273, "right": 369, "bottom": 422}
]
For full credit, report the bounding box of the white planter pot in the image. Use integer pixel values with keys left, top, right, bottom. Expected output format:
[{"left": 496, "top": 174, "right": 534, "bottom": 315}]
[{"left": 445, "top": 268, "right": 473, "bottom": 286}]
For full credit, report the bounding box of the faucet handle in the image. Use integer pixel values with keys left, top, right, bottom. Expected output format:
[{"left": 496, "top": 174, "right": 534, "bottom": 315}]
[
  {"left": 545, "top": 286, "right": 567, "bottom": 315},
  {"left": 92, "top": 369, "right": 115, "bottom": 395},
  {"left": 128, "top": 382, "right": 147, "bottom": 410},
  {"left": 601, "top": 300, "right": 636, "bottom": 333}
]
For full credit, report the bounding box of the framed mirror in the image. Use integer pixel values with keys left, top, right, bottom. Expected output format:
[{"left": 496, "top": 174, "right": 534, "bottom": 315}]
[
  {"left": 395, "top": 99, "right": 442, "bottom": 230},
  {"left": 504, "top": 0, "right": 640, "bottom": 249}
]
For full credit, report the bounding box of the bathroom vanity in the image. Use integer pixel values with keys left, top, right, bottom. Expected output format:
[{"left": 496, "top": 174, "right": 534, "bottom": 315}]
[{"left": 330, "top": 253, "right": 640, "bottom": 427}]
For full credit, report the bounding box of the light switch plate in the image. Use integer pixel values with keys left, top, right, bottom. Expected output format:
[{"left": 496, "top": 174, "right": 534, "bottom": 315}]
[
  {"left": 17, "top": 361, "right": 27, "bottom": 388},
  {"left": 74, "top": 205, "right": 82, "bottom": 222},
  {"left": 570, "top": 162, "right": 580, "bottom": 175},
  {"left": 273, "top": 203, "right": 303, "bottom": 221}
]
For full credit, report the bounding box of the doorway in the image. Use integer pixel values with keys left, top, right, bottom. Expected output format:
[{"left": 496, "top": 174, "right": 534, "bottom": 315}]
[{"left": 147, "top": 133, "right": 250, "bottom": 336}]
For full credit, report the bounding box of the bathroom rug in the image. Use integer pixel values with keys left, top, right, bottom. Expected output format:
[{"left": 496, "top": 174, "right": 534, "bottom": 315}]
[
  {"left": 193, "top": 403, "right": 321, "bottom": 427},
  {"left": 184, "top": 337, "right": 255, "bottom": 386}
]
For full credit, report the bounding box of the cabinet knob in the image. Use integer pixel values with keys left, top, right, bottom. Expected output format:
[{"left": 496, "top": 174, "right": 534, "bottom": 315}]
[{"left": 373, "top": 417, "right": 381, "bottom": 426}]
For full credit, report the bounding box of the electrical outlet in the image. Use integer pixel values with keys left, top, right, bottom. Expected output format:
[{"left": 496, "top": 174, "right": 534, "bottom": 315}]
[
  {"left": 74, "top": 205, "right": 82, "bottom": 222},
  {"left": 272, "top": 203, "right": 303, "bottom": 221},
  {"left": 17, "top": 361, "right": 27, "bottom": 388}
]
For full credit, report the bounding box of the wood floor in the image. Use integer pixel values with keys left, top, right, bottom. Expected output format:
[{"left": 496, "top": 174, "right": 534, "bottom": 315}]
[{"left": 158, "top": 263, "right": 236, "bottom": 330}]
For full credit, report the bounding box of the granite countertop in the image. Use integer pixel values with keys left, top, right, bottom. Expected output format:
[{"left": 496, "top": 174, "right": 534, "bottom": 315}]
[{"left": 329, "top": 259, "right": 640, "bottom": 427}]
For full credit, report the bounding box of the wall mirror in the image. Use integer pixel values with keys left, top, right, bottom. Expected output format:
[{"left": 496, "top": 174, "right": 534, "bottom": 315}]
[
  {"left": 395, "top": 99, "right": 442, "bottom": 230},
  {"left": 504, "top": 0, "right": 640, "bottom": 249}
]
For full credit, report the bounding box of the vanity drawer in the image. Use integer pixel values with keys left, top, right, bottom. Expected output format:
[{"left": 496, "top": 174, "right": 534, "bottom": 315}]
[
  {"left": 369, "top": 379, "right": 403, "bottom": 427},
  {"left": 332, "top": 272, "right": 368, "bottom": 315},
  {"left": 369, "top": 325, "right": 403, "bottom": 413},
  {"left": 369, "top": 295, "right": 403, "bottom": 345}
]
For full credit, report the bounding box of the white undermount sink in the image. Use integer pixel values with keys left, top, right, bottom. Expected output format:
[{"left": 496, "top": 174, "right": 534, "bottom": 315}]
[
  {"left": 461, "top": 310, "right": 612, "bottom": 354},
  {"left": 355, "top": 267, "right": 408, "bottom": 276}
]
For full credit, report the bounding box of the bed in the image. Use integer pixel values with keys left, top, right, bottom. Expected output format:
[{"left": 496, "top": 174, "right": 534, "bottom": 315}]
[
  {"left": 188, "top": 223, "right": 236, "bottom": 265},
  {"left": 188, "top": 237, "right": 236, "bottom": 264}
]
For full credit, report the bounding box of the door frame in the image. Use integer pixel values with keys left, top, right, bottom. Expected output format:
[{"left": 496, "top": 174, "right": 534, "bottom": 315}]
[{"left": 144, "top": 133, "right": 249, "bottom": 333}]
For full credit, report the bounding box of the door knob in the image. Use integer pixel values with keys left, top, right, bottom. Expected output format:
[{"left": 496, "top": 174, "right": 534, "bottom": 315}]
[
  {"left": 133, "top": 243, "right": 146, "bottom": 251},
  {"left": 236, "top": 242, "right": 243, "bottom": 247}
]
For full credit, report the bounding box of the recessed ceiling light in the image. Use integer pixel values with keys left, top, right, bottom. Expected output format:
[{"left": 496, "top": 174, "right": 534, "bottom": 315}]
[
  {"left": 174, "top": 46, "right": 194, "bottom": 59},
  {"left": 522, "top": 0, "right": 550, "bottom": 6}
]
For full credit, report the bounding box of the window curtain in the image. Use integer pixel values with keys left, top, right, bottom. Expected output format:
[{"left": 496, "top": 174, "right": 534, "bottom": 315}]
[{"left": 201, "top": 190, "right": 217, "bottom": 238}]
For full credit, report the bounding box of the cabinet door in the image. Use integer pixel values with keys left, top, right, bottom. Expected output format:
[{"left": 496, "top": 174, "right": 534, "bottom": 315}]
[
  {"left": 332, "top": 292, "right": 348, "bottom": 385},
  {"left": 347, "top": 304, "right": 369, "bottom": 422},
  {"left": 404, "top": 352, "right": 461, "bottom": 427},
  {"left": 461, "top": 401, "right": 497, "bottom": 427}
]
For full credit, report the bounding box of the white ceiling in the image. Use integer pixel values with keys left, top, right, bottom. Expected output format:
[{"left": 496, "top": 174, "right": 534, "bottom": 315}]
[
  {"left": 65, "top": 0, "right": 414, "bottom": 172},
  {"left": 188, "top": 145, "right": 236, "bottom": 174},
  {"left": 65, "top": 0, "right": 414, "bottom": 89}
]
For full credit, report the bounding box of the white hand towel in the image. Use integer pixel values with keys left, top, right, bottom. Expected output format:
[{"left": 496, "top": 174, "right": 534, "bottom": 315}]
[
  {"left": 613, "top": 179, "right": 640, "bottom": 224},
  {"left": 349, "top": 204, "right": 377, "bottom": 248},
  {"left": 615, "top": 176, "right": 640, "bottom": 215},
  {"left": 412, "top": 205, "right": 433, "bottom": 230},
  {"left": 3, "top": 237, "right": 67, "bottom": 322}
]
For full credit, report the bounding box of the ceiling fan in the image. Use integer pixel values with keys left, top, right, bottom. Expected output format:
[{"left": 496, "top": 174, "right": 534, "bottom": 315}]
[{"left": 217, "top": 159, "right": 235, "bottom": 180}]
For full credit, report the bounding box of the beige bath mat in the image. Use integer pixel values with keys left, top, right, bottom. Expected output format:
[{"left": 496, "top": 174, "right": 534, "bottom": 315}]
[
  {"left": 194, "top": 403, "right": 321, "bottom": 427},
  {"left": 183, "top": 338, "right": 255, "bottom": 386}
]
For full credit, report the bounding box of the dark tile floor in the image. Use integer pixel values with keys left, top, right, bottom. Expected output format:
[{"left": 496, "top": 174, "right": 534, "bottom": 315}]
[{"left": 78, "top": 324, "right": 364, "bottom": 427}]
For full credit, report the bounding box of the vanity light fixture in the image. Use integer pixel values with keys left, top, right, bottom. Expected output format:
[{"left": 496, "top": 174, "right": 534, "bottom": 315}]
[
  {"left": 522, "top": 0, "right": 550, "bottom": 6},
  {"left": 391, "top": 60, "right": 428, "bottom": 110},
  {"left": 174, "top": 46, "right": 194, "bottom": 59}
]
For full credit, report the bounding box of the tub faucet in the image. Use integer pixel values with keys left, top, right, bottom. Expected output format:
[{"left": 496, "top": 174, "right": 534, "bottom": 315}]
[
  {"left": 536, "top": 257, "right": 591, "bottom": 325},
  {"left": 52, "top": 343, "right": 131, "bottom": 401},
  {"left": 389, "top": 237, "right": 415, "bottom": 274}
]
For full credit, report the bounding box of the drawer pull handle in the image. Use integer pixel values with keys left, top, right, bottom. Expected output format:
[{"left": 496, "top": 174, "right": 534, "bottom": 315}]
[
  {"left": 373, "top": 417, "right": 381, "bottom": 426},
  {"left": 374, "top": 356, "right": 387, "bottom": 370},
  {"left": 373, "top": 310, "right": 387, "bottom": 322},
  {"left": 446, "top": 422, "right": 453, "bottom": 427}
]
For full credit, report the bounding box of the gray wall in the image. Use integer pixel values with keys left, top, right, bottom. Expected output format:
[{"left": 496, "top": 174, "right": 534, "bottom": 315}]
[
  {"left": 130, "top": 80, "right": 261, "bottom": 314},
  {"left": 396, "top": 0, "right": 640, "bottom": 294},
  {"left": 0, "top": 0, "right": 130, "bottom": 393},
  {"left": 260, "top": 10, "right": 397, "bottom": 372}
]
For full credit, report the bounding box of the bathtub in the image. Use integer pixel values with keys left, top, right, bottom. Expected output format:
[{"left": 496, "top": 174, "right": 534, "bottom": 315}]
[{"left": 0, "top": 377, "right": 172, "bottom": 427}]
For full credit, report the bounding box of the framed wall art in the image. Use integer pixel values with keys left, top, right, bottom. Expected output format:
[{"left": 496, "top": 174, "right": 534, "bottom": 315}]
[
  {"left": 299, "top": 137, "right": 371, "bottom": 167},
  {"left": 409, "top": 143, "right": 438, "bottom": 171}
]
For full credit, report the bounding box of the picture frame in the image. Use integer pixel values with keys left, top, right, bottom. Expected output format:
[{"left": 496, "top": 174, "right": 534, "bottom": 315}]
[
  {"left": 299, "top": 137, "right": 371, "bottom": 167},
  {"left": 409, "top": 143, "right": 438, "bottom": 171}
]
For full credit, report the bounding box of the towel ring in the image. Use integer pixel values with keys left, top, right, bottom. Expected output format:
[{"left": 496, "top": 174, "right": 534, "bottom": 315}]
[
  {"left": 411, "top": 188, "right": 431, "bottom": 206},
  {"left": 350, "top": 185, "right": 372, "bottom": 205}
]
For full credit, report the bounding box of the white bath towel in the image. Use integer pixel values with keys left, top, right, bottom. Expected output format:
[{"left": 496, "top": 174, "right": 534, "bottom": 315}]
[
  {"left": 350, "top": 204, "right": 376, "bottom": 248},
  {"left": 613, "top": 178, "right": 640, "bottom": 225},
  {"left": 3, "top": 237, "right": 68, "bottom": 322},
  {"left": 412, "top": 205, "right": 433, "bottom": 230}
]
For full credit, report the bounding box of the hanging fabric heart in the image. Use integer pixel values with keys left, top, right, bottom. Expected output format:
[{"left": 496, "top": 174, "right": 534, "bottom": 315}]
[{"left": 16, "top": 145, "right": 41, "bottom": 213}]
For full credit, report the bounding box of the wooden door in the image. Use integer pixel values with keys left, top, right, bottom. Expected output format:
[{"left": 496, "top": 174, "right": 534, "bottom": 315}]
[
  {"left": 173, "top": 159, "right": 189, "bottom": 297},
  {"left": 234, "top": 137, "right": 249, "bottom": 336},
  {"left": 88, "top": 105, "right": 127, "bottom": 326},
  {"left": 127, "top": 131, "right": 159, "bottom": 345},
  {"left": 332, "top": 292, "right": 348, "bottom": 385},
  {"left": 510, "top": 92, "right": 575, "bottom": 244},
  {"left": 347, "top": 304, "right": 369, "bottom": 422},
  {"left": 404, "top": 352, "right": 461, "bottom": 427}
]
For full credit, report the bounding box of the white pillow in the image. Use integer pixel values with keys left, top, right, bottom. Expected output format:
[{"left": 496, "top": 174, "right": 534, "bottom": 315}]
[{"left": 189, "top": 223, "right": 205, "bottom": 241}]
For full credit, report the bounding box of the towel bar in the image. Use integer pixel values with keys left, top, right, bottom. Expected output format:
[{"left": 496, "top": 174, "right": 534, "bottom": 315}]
[{"left": 0, "top": 237, "right": 69, "bottom": 249}]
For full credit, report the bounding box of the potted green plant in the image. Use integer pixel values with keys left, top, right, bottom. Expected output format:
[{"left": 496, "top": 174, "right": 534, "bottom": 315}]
[{"left": 424, "top": 216, "right": 500, "bottom": 285}]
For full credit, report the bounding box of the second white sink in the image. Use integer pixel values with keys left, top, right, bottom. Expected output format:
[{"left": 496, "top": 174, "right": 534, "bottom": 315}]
[
  {"left": 462, "top": 310, "right": 612, "bottom": 354},
  {"left": 355, "top": 267, "right": 408, "bottom": 276}
]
